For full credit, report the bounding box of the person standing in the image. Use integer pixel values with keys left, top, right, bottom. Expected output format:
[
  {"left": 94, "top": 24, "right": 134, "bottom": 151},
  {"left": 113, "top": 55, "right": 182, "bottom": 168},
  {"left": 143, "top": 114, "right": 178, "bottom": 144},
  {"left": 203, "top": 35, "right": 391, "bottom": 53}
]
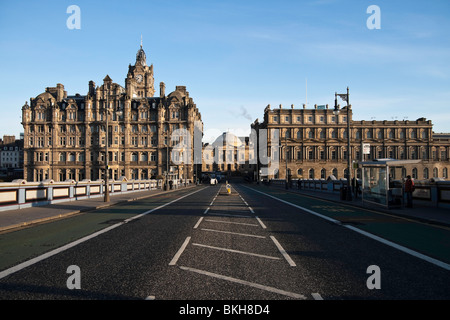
[{"left": 405, "top": 175, "right": 415, "bottom": 208}]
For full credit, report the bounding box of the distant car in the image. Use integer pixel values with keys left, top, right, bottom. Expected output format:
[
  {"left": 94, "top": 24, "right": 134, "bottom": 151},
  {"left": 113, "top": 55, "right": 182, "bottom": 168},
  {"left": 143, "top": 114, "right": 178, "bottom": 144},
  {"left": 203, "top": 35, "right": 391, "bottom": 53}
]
[{"left": 210, "top": 177, "right": 218, "bottom": 185}]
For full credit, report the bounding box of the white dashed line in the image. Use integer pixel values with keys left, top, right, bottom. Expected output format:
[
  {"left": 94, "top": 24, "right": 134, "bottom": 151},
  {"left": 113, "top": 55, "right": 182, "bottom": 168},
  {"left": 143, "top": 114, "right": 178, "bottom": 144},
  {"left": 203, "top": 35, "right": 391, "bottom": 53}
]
[
  {"left": 169, "top": 236, "right": 191, "bottom": 266},
  {"left": 270, "top": 236, "right": 296, "bottom": 267}
]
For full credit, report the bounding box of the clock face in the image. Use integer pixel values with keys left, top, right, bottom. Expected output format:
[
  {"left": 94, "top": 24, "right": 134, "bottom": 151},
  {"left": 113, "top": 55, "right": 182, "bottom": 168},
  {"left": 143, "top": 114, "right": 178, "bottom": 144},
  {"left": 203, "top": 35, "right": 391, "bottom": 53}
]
[{"left": 136, "top": 74, "right": 143, "bottom": 83}]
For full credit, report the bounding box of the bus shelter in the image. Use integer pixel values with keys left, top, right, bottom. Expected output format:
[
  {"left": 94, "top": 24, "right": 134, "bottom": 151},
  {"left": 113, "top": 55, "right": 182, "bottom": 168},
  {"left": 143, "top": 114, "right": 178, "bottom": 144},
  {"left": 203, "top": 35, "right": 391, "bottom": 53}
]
[{"left": 360, "top": 159, "right": 421, "bottom": 209}]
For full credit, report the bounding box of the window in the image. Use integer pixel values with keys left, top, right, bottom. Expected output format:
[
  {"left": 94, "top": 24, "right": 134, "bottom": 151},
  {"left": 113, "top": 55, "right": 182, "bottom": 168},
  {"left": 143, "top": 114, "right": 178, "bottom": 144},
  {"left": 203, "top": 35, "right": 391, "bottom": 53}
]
[
  {"left": 296, "top": 130, "right": 302, "bottom": 139},
  {"left": 321, "top": 168, "right": 326, "bottom": 179},
  {"left": 319, "top": 130, "right": 325, "bottom": 139},
  {"left": 443, "top": 168, "right": 448, "bottom": 179},
  {"left": 285, "top": 130, "right": 290, "bottom": 139},
  {"left": 150, "top": 152, "right": 156, "bottom": 162},
  {"left": 285, "top": 116, "right": 289, "bottom": 122},
  {"left": 367, "top": 130, "right": 372, "bottom": 139},
  {"left": 423, "top": 168, "right": 429, "bottom": 179},
  {"left": 433, "top": 168, "right": 438, "bottom": 178},
  {"left": 308, "top": 130, "right": 314, "bottom": 139},
  {"left": 309, "top": 169, "right": 315, "bottom": 179},
  {"left": 131, "top": 153, "right": 138, "bottom": 162},
  {"left": 297, "top": 168, "right": 303, "bottom": 177},
  {"left": 273, "top": 116, "right": 278, "bottom": 123},
  {"left": 389, "top": 130, "right": 394, "bottom": 139},
  {"left": 332, "top": 168, "right": 338, "bottom": 178},
  {"left": 412, "top": 168, "right": 418, "bottom": 179},
  {"left": 331, "top": 129, "right": 337, "bottom": 139}
]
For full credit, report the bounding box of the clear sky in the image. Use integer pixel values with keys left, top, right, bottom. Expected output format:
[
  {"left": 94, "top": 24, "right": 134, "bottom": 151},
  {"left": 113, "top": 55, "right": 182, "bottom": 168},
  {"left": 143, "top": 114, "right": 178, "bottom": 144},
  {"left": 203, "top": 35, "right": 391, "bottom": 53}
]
[{"left": 0, "top": 0, "right": 449, "bottom": 142}]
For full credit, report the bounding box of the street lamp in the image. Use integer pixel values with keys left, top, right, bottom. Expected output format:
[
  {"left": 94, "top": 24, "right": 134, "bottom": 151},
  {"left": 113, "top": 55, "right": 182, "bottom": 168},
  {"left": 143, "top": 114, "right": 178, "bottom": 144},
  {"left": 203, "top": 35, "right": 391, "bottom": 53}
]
[
  {"left": 334, "top": 87, "right": 352, "bottom": 201},
  {"left": 285, "top": 132, "right": 288, "bottom": 189}
]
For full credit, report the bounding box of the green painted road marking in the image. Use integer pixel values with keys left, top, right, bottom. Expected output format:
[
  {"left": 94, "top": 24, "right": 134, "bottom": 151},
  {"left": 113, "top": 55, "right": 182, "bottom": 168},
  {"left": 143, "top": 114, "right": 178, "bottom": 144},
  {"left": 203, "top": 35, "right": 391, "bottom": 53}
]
[
  {"left": 0, "top": 187, "right": 204, "bottom": 271},
  {"left": 244, "top": 185, "right": 450, "bottom": 266}
]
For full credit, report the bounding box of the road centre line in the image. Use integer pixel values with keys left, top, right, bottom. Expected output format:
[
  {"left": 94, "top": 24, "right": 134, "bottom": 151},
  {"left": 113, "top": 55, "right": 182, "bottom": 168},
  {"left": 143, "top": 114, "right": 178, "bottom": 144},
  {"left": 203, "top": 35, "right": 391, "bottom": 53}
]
[
  {"left": 255, "top": 216, "right": 267, "bottom": 229},
  {"left": 270, "top": 236, "right": 296, "bottom": 267},
  {"left": 179, "top": 266, "right": 307, "bottom": 300},
  {"left": 243, "top": 186, "right": 450, "bottom": 271},
  {"left": 192, "top": 243, "right": 281, "bottom": 260},
  {"left": 204, "top": 219, "right": 259, "bottom": 227},
  {"left": 169, "top": 236, "right": 191, "bottom": 266},
  {"left": 200, "top": 228, "right": 266, "bottom": 239},
  {"left": 193, "top": 217, "right": 204, "bottom": 229},
  {"left": 0, "top": 187, "right": 207, "bottom": 280}
]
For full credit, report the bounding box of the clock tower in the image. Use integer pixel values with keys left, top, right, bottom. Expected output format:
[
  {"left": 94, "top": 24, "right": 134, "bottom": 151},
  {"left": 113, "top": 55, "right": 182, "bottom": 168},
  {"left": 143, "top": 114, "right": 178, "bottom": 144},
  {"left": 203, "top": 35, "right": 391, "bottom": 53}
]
[{"left": 126, "top": 41, "right": 155, "bottom": 98}]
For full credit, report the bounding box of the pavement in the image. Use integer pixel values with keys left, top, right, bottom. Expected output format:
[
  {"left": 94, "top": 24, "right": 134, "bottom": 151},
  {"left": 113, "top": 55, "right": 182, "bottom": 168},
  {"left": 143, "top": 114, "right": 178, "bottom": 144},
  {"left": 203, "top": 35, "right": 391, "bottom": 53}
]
[
  {"left": 0, "top": 184, "right": 196, "bottom": 233},
  {"left": 258, "top": 183, "right": 450, "bottom": 228}
]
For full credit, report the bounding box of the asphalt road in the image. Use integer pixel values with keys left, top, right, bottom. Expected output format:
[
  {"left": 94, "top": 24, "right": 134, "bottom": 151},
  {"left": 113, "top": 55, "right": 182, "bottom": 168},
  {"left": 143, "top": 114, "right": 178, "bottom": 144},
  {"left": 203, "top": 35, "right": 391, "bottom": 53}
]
[{"left": 1, "top": 182, "right": 449, "bottom": 302}]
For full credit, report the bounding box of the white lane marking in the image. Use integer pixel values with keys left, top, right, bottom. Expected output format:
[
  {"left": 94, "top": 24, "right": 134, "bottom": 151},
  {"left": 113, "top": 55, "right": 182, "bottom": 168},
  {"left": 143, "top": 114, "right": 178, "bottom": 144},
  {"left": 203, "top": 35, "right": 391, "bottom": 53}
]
[
  {"left": 208, "top": 213, "right": 253, "bottom": 218},
  {"left": 242, "top": 186, "right": 339, "bottom": 224},
  {"left": 193, "top": 217, "right": 204, "bottom": 229},
  {"left": 0, "top": 188, "right": 207, "bottom": 280},
  {"left": 145, "top": 295, "right": 156, "bottom": 300},
  {"left": 204, "top": 219, "right": 259, "bottom": 227},
  {"left": 244, "top": 186, "right": 450, "bottom": 272},
  {"left": 192, "top": 243, "right": 281, "bottom": 260},
  {"left": 255, "top": 216, "right": 267, "bottom": 229},
  {"left": 203, "top": 207, "right": 210, "bottom": 215},
  {"left": 248, "top": 207, "right": 255, "bottom": 214},
  {"left": 270, "top": 236, "right": 296, "bottom": 267},
  {"left": 180, "top": 266, "right": 307, "bottom": 300},
  {"left": 312, "top": 293, "right": 324, "bottom": 300},
  {"left": 169, "top": 236, "right": 191, "bottom": 266},
  {"left": 344, "top": 225, "right": 450, "bottom": 271},
  {"left": 201, "top": 228, "right": 266, "bottom": 239}
]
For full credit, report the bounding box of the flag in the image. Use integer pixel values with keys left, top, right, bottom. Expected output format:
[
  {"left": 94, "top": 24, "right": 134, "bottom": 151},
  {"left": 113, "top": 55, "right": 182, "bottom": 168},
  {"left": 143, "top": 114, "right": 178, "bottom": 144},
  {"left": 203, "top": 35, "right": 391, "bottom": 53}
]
[{"left": 337, "top": 94, "right": 348, "bottom": 103}]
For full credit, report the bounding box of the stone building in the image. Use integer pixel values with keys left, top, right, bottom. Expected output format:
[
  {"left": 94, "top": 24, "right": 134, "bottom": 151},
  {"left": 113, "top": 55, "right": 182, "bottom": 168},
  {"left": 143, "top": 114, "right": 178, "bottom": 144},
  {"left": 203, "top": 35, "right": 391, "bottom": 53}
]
[
  {"left": 202, "top": 132, "right": 256, "bottom": 179},
  {"left": 251, "top": 103, "right": 450, "bottom": 181},
  {"left": 21, "top": 44, "right": 203, "bottom": 182}
]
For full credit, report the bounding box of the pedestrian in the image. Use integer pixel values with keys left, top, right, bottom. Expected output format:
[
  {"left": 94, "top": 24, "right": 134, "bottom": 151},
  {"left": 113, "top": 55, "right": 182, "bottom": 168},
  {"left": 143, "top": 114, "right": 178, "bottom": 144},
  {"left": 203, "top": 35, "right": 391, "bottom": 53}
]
[{"left": 404, "top": 175, "right": 415, "bottom": 208}]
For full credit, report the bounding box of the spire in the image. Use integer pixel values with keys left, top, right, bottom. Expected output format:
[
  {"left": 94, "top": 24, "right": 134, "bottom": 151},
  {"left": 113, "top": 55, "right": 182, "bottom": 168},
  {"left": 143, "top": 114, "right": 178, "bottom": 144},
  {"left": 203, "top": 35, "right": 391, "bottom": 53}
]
[{"left": 136, "top": 38, "right": 147, "bottom": 66}]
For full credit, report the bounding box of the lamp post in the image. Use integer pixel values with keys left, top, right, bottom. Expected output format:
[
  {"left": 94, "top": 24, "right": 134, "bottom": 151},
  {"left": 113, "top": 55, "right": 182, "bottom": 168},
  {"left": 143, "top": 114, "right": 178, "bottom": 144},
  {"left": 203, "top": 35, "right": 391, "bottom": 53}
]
[
  {"left": 285, "top": 132, "right": 288, "bottom": 189},
  {"left": 334, "top": 87, "right": 352, "bottom": 201},
  {"left": 104, "top": 87, "right": 110, "bottom": 202}
]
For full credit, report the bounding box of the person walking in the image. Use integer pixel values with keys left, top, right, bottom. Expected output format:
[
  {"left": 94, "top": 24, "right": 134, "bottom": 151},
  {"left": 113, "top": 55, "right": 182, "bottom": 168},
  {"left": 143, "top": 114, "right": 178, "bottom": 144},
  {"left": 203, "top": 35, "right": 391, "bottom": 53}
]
[{"left": 404, "top": 175, "right": 415, "bottom": 208}]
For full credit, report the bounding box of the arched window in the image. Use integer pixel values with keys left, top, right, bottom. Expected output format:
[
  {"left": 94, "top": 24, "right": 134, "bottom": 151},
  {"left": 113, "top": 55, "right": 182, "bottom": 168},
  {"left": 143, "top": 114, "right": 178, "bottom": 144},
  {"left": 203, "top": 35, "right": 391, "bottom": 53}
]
[
  {"left": 412, "top": 168, "right": 418, "bottom": 179},
  {"left": 319, "top": 130, "right": 325, "bottom": 139},
  {"left": 285, "top": 129, "right": 291, "bottom": 139},
  {"left": 423, "top": 168, "right": 429, "bottom": 179},
  {"left": 422, "top": 130, "right": 428, "bottom": 139},
  {"left": 367, "top": 130, "right": 373, "bottom": 139},
  {"left": 433, "top": 167, "right": 438, "bottom": 178},
  {"left": 389, "top": 130, "right": 394, "bottom": 139},
  {"left": 308, "top": 130, "right": 314, "bottom": 139},
  {"left": 131, "top": 152, "right": 138, "bottom": 162},
  {"left": 297, "top": 168, "right": 303, "bottom": 177},
  {"left": 296, "top": 130, "right": 302, "bottom": 139},
  {"left": 330, "top": 129, "right": 336, "bottom": 139},
  {"left": 332, "top": 168, "right": 338, "bottom": 178},
  {"left": 309, "top": 168, "right": 315, "bottom": 179},
  {"left": 377, "top": 130, "right": 383, "bottom": 139},
  {"left": 355, "top": 130, "right": 361, "bottom": 140},
  {"left": 443, "top": 168, "right": 448, "bottom": 179},
  {"left": 321, "top": 168, "right": 326, "bottom": 179},
  {"left": 411, "top": 130, "right": 417, "bottom": 139},
  {"left": 400, "top": 130, "right": 405, "bottom": 139}
]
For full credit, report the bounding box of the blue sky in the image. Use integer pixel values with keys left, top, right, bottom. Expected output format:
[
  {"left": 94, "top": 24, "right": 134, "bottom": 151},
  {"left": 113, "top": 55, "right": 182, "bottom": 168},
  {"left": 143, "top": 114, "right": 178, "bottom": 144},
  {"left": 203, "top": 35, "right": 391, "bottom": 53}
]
[{"left": 0, "top": 0, "right": 449, "bottom": 142}]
